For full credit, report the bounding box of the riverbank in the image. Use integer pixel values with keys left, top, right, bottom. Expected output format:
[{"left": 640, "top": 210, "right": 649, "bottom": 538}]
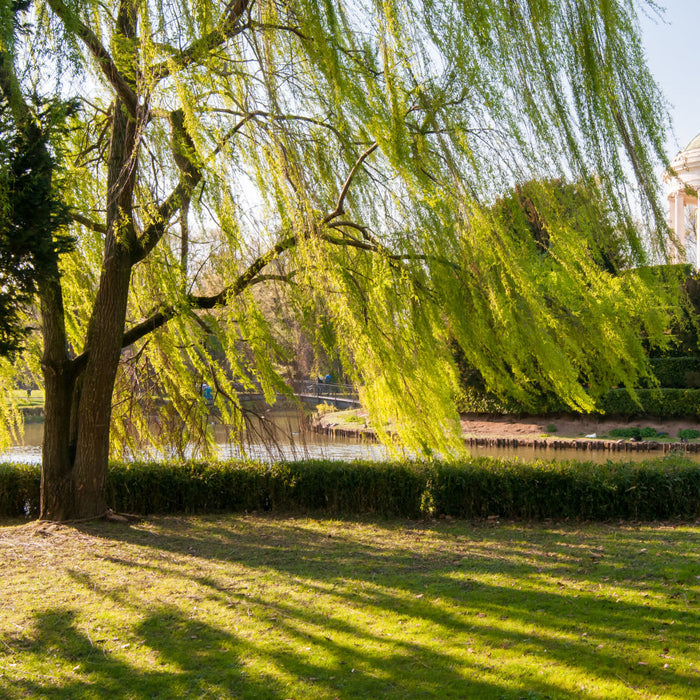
[{"left": 313, "top": 409, "right": 700, "bottom": 453}]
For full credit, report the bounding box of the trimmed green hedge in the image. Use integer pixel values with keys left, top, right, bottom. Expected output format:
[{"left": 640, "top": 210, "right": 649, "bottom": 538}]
[
  {"left": 597, "top": 388, "right": 700, "bottom": 418},
  {"left": 649, "top": 357, "right": 700, "bottom": 388},
  {"left": 0, "top": 462, "right": 41, "bottom": 519},
  {"left": 2, "top": 457, "right": 699, "bottom": 521},
  {"left": 458, "top": 386, "right": 700, "bottom": 419}
]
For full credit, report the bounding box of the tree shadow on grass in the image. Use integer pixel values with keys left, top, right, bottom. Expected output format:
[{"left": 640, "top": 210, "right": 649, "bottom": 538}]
[
  {"left": 2, "top": 605, "right": 280, "bottom": 700},
  {"left": 2, "top": 595, "right": 541, "bottom": 700},
  {"left": 83, "top": 516, "right": 699, "bottom": 697},
  {"left": 2, "top": 516, "right": 698, "bottom": 699}
]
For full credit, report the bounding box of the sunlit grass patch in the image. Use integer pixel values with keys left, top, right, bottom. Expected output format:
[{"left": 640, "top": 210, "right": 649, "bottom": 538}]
[
  {"left": 1, "top": 516, "right": 698, "bottom": 699},
  {"left": 10, "top": 389, "right": 44, "bottom": 408}
]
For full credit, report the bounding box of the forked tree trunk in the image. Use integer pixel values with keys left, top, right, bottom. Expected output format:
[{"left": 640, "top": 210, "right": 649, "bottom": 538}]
[
  {"left": 39, "top": 256, "right": 134, "bottom": 520},
  {"left": 39, "top": 254, "right": 133, "bottom": 521},
  {"left": 39, "top": 90, "right": 137, "bottom": 521}
]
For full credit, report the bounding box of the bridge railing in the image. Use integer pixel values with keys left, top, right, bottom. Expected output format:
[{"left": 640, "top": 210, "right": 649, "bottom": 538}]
[{"left": 291, "top": 380, "right": 359, "bottom": 401}]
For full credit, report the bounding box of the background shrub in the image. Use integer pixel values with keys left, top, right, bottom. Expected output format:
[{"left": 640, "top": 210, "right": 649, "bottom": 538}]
[
  {"left": 608, "top": 427, "right": 660, "bottom": 440},
  {"left": 596, "top": 388, "right": 700, "bottom": 419},
  {"left": 0, "top": 462, "right": 40, "bottom": 517},
  {"left": 649, "top": 357, "right": 700, "bottom": 388}
]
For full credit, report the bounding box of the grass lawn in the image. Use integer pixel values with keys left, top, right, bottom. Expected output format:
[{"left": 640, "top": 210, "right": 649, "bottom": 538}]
[
  {"left": 0, "top": 515, "right": 698, "bottom": 699},
  {"left": 10, "top": 390, "right": 44, "bottom": 409}
]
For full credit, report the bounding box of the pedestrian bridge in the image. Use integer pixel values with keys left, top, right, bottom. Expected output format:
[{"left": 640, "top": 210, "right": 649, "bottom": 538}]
[{"left": 237, "top": 381, "right": 361, "bottom": 409}]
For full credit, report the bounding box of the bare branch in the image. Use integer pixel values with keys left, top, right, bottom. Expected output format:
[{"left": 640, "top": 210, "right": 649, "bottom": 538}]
[
  {"left": 70, "top": 212, "right": 106, "bottom": 234},
  {"left": 322, "top": 143, "right": 378, "bottom": 224},
  {"left": 319, "top": 232, "right": 461, "bottom": 272},
  {"left": 327, "top": 220, "right": 370, "bottom": 235},
  {"left": 206, "top": 109, "right": 349, "bottom": 147},
  {"left": 209, "top": 110, "right": 267, "bottom": 159},
  {"left": 191, "top": 235, "right": 298, "bottom": 307}
]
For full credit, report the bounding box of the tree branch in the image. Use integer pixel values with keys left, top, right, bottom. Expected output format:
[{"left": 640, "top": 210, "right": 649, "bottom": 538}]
[
  {"left": 70, "top": 212, "right": 106, "bottom": 234},
  {"left": 205, "top": 110, "right": 353, "bottom": 157},
  {"left": 46, "top": 0, "right": 138, "bottom": 117},
  {"left": 72, "top": 234, "right": 298, "bottom": 373},
  {"left": 209, "top": 110, "right": 267, "bottom": 159},
  {"left": 131, "top": 177, "right": 201, "bottom": 265},
  {"left": 132, "top": 110, "right": 203, "bottom": 264},
  {"left": 319, "top": 232, "right": 461, "bottom": 272},
  {"left": 322, "top": 142, "right": 378, "bottom": 224},
  {"left": 190, "top": 235, "right": 298, "bottom": 308},
  {"left": 72, "top": 208, "right": 458, "bottom": 376},
  {"left": 149, "top": 0, "right": 253, "bottom": 83}
]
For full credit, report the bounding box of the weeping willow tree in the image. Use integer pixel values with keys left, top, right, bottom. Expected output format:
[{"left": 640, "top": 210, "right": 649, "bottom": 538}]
[{"left": 0, "top": 0, "right": 683, "bottom": 520}]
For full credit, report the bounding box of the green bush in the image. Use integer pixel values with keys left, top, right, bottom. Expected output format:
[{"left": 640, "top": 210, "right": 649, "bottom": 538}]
[
  {"left": 596, "top": 388, "right": 700, "bottom": 419},
  {"left": 608, "top": 427, "right": 660, "bottom": 440},
  {"left": 0, "top": 462, "right": 40, "bottom": 517},
  {"left": 678, "top": 428, "right": 700, "bottom": 440},
  {"left": 2, "top": 457, "right": 699, "bottom": 521},
  {"left": 609, "top": 427, "right": 640, "bottom": 439},
  {"left": 457, "top": 386, "right": 700, "bottom": 420},
  {"left": 649, "top": 357, "right": 700, "bottom": 388}
]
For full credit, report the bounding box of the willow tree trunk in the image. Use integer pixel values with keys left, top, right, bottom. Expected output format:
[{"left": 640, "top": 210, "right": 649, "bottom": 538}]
[
  {"left": 39, "top": 94, "right": 137, "bottom": 521},
  {"left": 38, "top": 274, "right": 77, "bottom": 520}
]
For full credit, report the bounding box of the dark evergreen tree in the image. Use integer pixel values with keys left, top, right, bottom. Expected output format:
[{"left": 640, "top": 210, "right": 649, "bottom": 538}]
[{"left": 0, "top": 100, "right": 72, "bottom": 356}]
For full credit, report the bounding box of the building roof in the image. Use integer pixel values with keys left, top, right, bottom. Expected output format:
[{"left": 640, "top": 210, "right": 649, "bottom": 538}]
[{"left": 683, "top": 133, "right": 700, "bottom": 153}]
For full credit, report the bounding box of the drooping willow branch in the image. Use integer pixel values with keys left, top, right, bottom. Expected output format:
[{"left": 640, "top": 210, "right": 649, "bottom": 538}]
[
  {"left": 70, "top": 224, "right": 462, "bottom": 377},
  {"left": 148, "top": 0, "right": 253, "bottom": 83},
  {"left": 46, "top": 0, "right": 138, "bottom": 117},
  {"left": 70, "top": 139, "right": 452, "bottom": 374}
]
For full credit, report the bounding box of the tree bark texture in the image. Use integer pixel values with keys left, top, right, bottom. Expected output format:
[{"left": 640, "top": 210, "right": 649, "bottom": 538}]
[
  {"left": 40, "top": 96, "right": 137, "bottom": 520},
  {"left": 38, "top": 275, "right": 77, "bottom": 520}
]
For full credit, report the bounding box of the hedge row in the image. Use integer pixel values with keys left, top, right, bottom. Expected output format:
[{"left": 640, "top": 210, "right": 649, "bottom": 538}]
[
  {"left": 649, "top": 357, "right": 700, "bottom": 388},
  {"left": 458, "top": 386, "right": 700, "bottom": 419},
  {"left": 597, "top": 388, "right": 700, "bottom": 419},
  {"left": 0, "top": 462, "right": 40, "bottom": 518},
  {"left": 2, "top": 457, "right": 699, "bottom": 521}
]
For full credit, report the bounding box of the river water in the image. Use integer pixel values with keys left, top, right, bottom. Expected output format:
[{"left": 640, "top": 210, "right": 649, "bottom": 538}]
[
  {"left": 3, "top": 404, "right": 697, "bottom": 464},
  {"left": 1, "top": 406, "right": 387, "bottom": 464}
]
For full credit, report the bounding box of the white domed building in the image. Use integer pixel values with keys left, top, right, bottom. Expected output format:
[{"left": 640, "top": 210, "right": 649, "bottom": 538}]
[{"left": 666, "top": 134, "right": 700, "bottom": 268}]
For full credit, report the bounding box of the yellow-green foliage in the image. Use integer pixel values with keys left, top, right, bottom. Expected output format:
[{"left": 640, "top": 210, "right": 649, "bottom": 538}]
[
  {"left": 0, "top": 358, "right": 21, "bottom": 452},
  {"left": 3, "top": 0, "right": 684, "bottom": 459}
]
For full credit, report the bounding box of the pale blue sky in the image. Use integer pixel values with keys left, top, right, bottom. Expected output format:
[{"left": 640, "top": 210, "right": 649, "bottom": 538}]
[{"left": 640, "top": 0, "right": 699, "bottom": 156}]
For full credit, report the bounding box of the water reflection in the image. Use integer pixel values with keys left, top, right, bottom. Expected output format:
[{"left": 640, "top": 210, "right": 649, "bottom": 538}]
[
  {"left": 3, "top": 406, "right": 699, "bottom": 464},
  {"left": 1, "top": 405, "right": 387, "bottom": 464}
]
